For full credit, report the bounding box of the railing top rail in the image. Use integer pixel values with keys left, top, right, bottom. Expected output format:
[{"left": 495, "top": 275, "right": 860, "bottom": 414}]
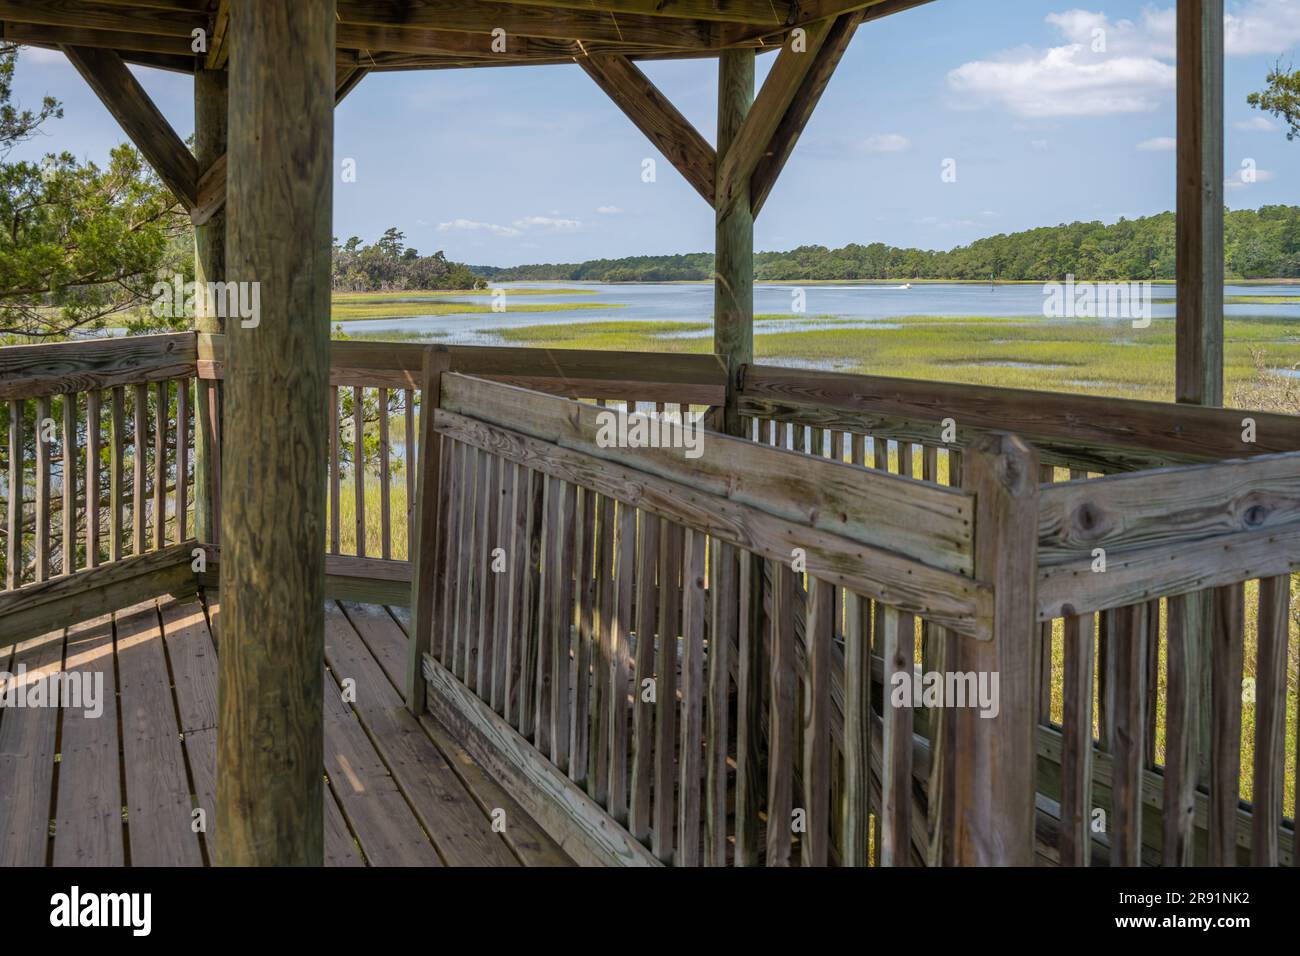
[
  {"left": 739, "top": 362, "right": 1300, "bottom": 472},
  {"left": 1036, "top": 448, "right": 1300, "bottom": 618},
  {"left": 0, "top": 332, "right": 196, "bottom": 400},
  {"left": 436, "top": 372, "right": 991, "bottom": 638},
  {"left": 199, "top": 333, "right": 728, "bottom": 402}
]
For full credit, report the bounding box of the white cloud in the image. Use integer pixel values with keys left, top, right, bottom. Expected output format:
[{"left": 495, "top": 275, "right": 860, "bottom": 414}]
[
  {"left": 949, "top": 3, "right": 1300, "bottom": 119},
  {"left": 1031, "top": 138, "right": 1050, "bottom": 150},
  {"left": 437, "top": 218, "right": 522, "bottom": 237},
  {"left": 1225, "top": 167, "right": 1276, "bottom": 189},
  {"left": 513, "top": 215, "right": 581, "bottom": 231},
  {"left": 596, "top": 205, "right": 623, "bottom": 214},
  {"left": 18, "top": 47, "right": 64, "bottom": 66},
  {"left": 1225, "top": 0, "right": 1300, "bottom": 54},
  {"left": 861, "top": 133, "right": 911, "bottom": 153},
  {"left": 1137, "top": 136, "right": 1176, "bottom": 150},
  {"left": 1235, "top": 115, "right": 1276, "bottom": 132}
]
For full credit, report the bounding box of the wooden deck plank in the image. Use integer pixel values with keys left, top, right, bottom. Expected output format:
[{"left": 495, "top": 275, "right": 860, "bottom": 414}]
[
  {"left": 114, "top": 601, "right": 204, "bottom": 867},
  {"left": 160, "top": 599, "right": 218, "bottom": 735},
  {"left": 322, "top": 660, "right": 444, "bottom": 867},
  {"left": 341, "top": 600, "right": 407, "bottom": 688},
  {"left": 324, "top": 603, "right": 515, "bottom": 866},
  {"left": 0, "top": 628, "right": 64, "bottom": 865},
  {"left": 325, "top": 786, "right": 366, "bottom": 867},
  {"left": 52, "top": 615, "right": 124, "bottom": 866},
  {"left": 377, "top": 604, "right": 570, "bottom": 866}
]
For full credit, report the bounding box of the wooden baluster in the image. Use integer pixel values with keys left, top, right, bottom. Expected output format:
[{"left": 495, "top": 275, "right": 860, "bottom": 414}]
[
  {"left": 450, "top": 445, "right": 476, "bottom": 678},
  {"left": 607, "top": 499, "right": 637, "bottom": 826},
  {"left": 62, "top": 394, "right": 77, "bottom": 576},
  {"left": 570, "top": 484, "right": 596, "bottom": 786},
  {"left": 705, "top": 537, "right": 737, "bottom": 866},
  {"left": 766, "top": 562, "right": 797, "bottom": 867},
  {"left": 514, "top": 468, "right": 544, "bottom": 738},
  {"left": 491, "top": 459, "right": 515, "bottom": 715},
  {"left": 475, "top": 455, "right": 500, "bottom": 699},
  {"left": 589, "top": 488, "right": 616, "bottom": 803},
  {"left": 404, "top": 388, "right": 416, "bottom": 560},
  {"left": 1252, "top": 575, "right": 1290, "bottom": 865},
  {"left": 329, "top": 384, "right": 339, "bottom": 554},
  {"left": 842, "top": 577, "right": 871, "bottom": 866},
  {"left": 154, "top": 381, "right": 167, "bottom": 548},
  {"left": 86, "top": 391, "right": 101, "bottom": 568},
  {"left": 549, "top": 480, "right": 577, "bottom": 773},
  {"left": 132, "top": 384, "right": 146, "bottom": 556},
  {"left": 1209, "top": 583, "right": 1244, "bottom": 865},
  {"left": 676, "top": 527, "right": 707, "bottom": 866},
  {"left": 176, "top": 381, "right": 188, "bottom": 542},
  {"left": 802, "top": 575, "right": 833, "bottom": 867},
  {"left": 735, "top": 547, "right": 765, "bottom": 867},
  {"left": 880, "top": 605, "right": 913, "bottom": 866},
  {"left": 652, "top": 520, "right": 683, "bottom": 863},
  {"left": 1059, "top": 613, "right": 1096, "bottom": 866},
  {"left": 1163, "top": 592, "right": 1204, "bottom": 866},
  {"left": 7, "top": 400, "right": 23, "bottom": 588},
  {"left": 1037, "top": 464, "right": 1056, "bottom": 725},
  {"left": 378, "top": 387, "right": 391, "bottom": 560},
  {"left": 629, "top": 512, "right": 660, "bottom": 845},
  {"left": 110, "top": 387, "right": 124, "bottom": 562},
  {"left": 1105, "top": 602, "right": 1148, "bottom": 866},
  {"left": 434, "top": 440, "right": 461, "bottom": 666},
  {"left": 35, "top": 396, "right": 50, "bottom": 582},
  {"left": 353, "top": 385, "right": 365, "bottom": 558}
]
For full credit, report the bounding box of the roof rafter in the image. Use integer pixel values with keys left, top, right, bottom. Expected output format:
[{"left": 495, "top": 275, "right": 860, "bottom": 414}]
[
  {"left": 62, "top": 43, "right": 199, "bottom": 208},
  {"left": 579, "top": 54, "right": 717, "bottom": 205}
]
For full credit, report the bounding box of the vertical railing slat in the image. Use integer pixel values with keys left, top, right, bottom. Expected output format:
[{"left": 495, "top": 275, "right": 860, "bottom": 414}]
[
  {"left": 154, "top": 381, "right": 167, "bottom": 549},
  {"left": 132, "top": 384, "right": 146, "bottom": 556},
  {"left": 1105, "top": 602, "right": 1148, "bottom": 866},
  {"left": 629, "top": 511, "right": 660, "bottom": 844},
  {"left": 62, "top": 394, "right": 77, "bottom": 576},
  {"left": 110, "top": 387, "right": 124, "bottom": 562},
  {"left": 176, "top": 381, "right": 188, "bottom": 542},
  {"left": 1163, "top": 591, "right": 1204, "bottom": 865},
  {"left": 766, "top": 563, "right": 797, "bottom": 867},
  {"left": 378, "top": 387, "right": 391, "bottom": 560},
  {"left": 35, "top": 395, "right": 50, "bottom": 582},
  {"left": 651, "top": 519, "right": 683, "bottom": 863},
  {"left": 353, "top": 385, "right": 365, "bottom": 558},
  {"left": 675, "top": 527, "right": 707, "bottom": 866},
  {"left": 7, "top": 400, "right": 23, "bottom": 589},
  {"left": 329, "top": 384, "right": 339, "bottom": 554},
  {"left": 705, "top": 538, "right": 737, "bottom": 866},
  {"left": 86, "top": 391, "right": 101, "bottom": 568},
  {"left": 1059, "top": 613, "right": 1095, "bottom": 866},
  {"left": 1209, "top": 582, "right": 1245, "bottom": 865},
  {"left": 1252, "top": 575, "right": 1290, "bottom": 866},
  {"left": 880, "top": 605, "right": 913, "bottom": 866},
  {"left": 801, "top": 575, "right": 833, "bottom": 867}
]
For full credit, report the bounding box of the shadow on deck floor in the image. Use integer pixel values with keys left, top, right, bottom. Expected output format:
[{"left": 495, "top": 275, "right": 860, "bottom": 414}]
[{"left": 0, "top": 595, "right": 571, "bottom": 867}]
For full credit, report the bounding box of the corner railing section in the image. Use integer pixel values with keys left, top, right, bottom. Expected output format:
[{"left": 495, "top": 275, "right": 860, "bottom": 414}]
[
  {"left": 408, "top": 362, "right": 1038, "bottom": 866},
  {"left": 736, "top": 361, "right": 1300, "bottom": 866},
  {"left": 0, "top": 333, "right": 202, "bottom": 641}
]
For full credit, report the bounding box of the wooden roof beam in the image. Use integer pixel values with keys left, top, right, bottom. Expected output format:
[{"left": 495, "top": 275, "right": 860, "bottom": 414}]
[
  {"left": 475, "top": 0, "right": 799, "bottom": 26},
  {"left": 0, "top": 0, "right": 202, "bottom": 37},
  {"left": 0, "top": 20, "right": 195, "bottom": 55},
  {"left": 714, "top": 16, "right": 834, "bottom": 218},
  {"left": 335, "top": 0, "right": 734, "bottom": 49},
  {"left": 62, "top": 44, "right": 199, "bottom": 208},
  {"left": 578, "top": 54, "right": 717, "bottom": 206},
  {"left": 205, "top": 0, "right": 228, "bottom": 70},
  {"left": 750, "top": 10, "right": 863, "bottom": 217}
]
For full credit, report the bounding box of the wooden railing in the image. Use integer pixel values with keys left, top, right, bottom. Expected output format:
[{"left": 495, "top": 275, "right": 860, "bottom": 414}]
[
  {"left": 736, "top": 362, "right": 1300, "bottom": 866},
  {"left": 0, "top": 334, "right": 202, "bottom": 640},
  {"left": 409, "top": 361, "right": 1039, "bottom": 866}
]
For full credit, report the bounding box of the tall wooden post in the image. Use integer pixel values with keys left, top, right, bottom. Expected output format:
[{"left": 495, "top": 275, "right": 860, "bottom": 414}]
[
  {"left": 714, "top": 49, "right": 755, "bottom": 437},
  {"left": 193, "top": 64, "right": 226, "bottom": 546},
  {"left": 1175, "top": 0, "right": 1224, "bottom": 407},
  {"left": 1175, "top": 0, "right": 1223, "bottom": 803},
  {"left": 216, "top": 0, "right": 335, "bottom": 866},
  {"left": 950, "top": 433, "right": 1039, "bottom": 865}
]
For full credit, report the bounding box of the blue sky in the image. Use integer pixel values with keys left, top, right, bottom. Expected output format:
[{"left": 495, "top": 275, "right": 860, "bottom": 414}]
[{"left": 8, "top": 1, "right": 1299, "bottom": 266}]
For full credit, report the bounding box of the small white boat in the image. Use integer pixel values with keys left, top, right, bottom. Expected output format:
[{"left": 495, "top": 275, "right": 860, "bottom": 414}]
[{"left": 901, "top": 282, "right": 912, "bottom": 290}]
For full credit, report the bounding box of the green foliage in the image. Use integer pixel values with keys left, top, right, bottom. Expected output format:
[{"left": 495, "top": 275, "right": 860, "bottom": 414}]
[
  {"left": 473, "top": 206, "right": 1300, "bottom": 282},
  {"left": 0, "top": 45, "right": 189, "bottom": 341},
  {"left": 333, "top": 227, "right": 485, "bottom": 292},
  {"left": 1248, "top": 62, "right": 1300, "bottom": 140}
]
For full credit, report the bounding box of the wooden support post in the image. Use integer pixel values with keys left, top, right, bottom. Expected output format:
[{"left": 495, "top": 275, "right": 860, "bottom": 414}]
[
  {"left": 714, "top": 48, "right": 754, "bottom": 438},
  {"left": 216, "top": 0, "right": 335, "bottom": 867},
  {"left": 193, "top": 64, "right": 226, "bottom": 547},
  {"left": 950, "top": 433, "right": 1039, "bottom": 865},
  {"left": 1175, "top": 0, "right": 1224, "bottom": 407},
  {"left": 409, "top": 347, "right": 451, "bottom": 714}
]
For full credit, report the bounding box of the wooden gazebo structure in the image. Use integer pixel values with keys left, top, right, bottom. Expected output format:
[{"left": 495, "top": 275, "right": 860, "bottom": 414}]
[{"left": 4, "top": 0, "right": 1288, "bottom": 871}]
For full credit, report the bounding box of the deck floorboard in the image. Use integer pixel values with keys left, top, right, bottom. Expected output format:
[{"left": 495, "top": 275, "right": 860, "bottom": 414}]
[{"left": 1, "top": 592, "right": 568, "bottom": 868}]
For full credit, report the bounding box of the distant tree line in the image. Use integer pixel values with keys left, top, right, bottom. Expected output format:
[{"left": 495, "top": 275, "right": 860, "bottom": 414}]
[
  {"left": 333, "top": 227, "right": 485, "bottom": 292},
  {"left": 471, "top": 206, "right": 1300, "bottom": 283}
]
